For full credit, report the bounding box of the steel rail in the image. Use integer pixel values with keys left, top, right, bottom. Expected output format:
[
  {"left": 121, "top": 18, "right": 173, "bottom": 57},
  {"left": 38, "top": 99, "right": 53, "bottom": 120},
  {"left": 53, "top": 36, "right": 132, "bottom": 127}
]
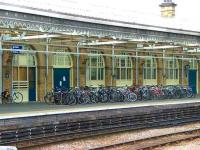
[
  {"left": 91, "top": 128, "right": 200, "bottom": 150},
  {"left": 1, "top": 106, "right": 200, "bottom": 148}
]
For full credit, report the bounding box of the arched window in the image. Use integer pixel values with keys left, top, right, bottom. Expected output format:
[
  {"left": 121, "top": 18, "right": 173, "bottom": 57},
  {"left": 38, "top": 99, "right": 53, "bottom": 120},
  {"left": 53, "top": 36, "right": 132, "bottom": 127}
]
[
  {"left": 53, "top": 52, "right": 72, "bottom": 67},
  {"left": 86, "top": 51, "right": 105, "bottom": 82},
  {"left": 143, "top": 57, "right": 157, "bottom": 85},
  {"left": 13, "top": 54, "right": 36, "bottom": 67},
  {"left": 165, "top": 57, "right": 179, "bottom": 80},
  {"left": 115, "top": 53, "right": 132, "bottom": 80}
]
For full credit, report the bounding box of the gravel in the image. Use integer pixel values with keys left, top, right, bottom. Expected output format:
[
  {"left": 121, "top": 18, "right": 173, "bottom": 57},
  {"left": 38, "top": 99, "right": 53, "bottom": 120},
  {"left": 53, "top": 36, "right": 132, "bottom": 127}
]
[
  {"left": 24, "top": 122, "right": 200, "bottom": 150},
  {"left": 154, "top": 138, "right": 200, "bottom": 150}
]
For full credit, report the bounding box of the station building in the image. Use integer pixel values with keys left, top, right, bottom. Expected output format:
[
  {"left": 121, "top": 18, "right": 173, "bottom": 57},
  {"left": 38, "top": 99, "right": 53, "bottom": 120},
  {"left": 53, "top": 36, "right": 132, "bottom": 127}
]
[{"left": 0, "top": 0, "right": 199, "bottom": 102}]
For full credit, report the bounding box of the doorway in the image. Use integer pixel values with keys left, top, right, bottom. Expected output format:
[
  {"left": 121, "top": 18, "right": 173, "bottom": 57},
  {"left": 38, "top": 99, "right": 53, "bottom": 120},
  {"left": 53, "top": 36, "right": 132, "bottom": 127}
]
[
  {"left": 53, "top": 68, "right": 70, "bottom": 91},
  {"left": 188, "top": 70, "right": 197, "bottom": 94}
]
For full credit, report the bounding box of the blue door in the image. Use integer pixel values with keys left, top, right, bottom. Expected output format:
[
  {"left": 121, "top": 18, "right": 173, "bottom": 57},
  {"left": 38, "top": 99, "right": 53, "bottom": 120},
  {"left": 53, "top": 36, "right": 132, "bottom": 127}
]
[
  {"left": 29, "top": 67, "right": 36, "bottom": 101},
  {"left": 188, "top": 70, "right": 197, "bottom": 94},
  {"left": 54, "top": 68, "right": 70, "bottom": 91}
]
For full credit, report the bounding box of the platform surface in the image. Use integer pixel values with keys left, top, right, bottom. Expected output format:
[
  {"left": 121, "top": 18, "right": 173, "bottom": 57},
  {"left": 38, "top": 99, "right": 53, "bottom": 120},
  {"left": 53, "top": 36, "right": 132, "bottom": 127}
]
[{"left": 0, "top": 98, "right": 200, "bottom": 119}]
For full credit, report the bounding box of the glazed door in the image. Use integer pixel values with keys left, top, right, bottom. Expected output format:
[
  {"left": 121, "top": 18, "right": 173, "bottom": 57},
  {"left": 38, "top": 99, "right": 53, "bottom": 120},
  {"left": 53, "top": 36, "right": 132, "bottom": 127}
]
[
  {"left": 29, "top": 67, "right": 36, "bottom": 101},
  {"left": 53, "top": 68, "right": 70, "bottom": 91},
  {"left": 188, "top": 70, "right": 197, "bottom": 94}
]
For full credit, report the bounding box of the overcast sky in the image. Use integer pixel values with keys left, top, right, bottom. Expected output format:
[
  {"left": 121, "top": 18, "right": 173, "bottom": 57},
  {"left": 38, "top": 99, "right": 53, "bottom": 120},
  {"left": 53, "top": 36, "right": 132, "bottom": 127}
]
[
  {"left": 2, "top": 0, "right": 199, "bottom": 19},
  {"left": 1, "top": 0, "right": 199, "bottom": 31},
  {"left": 72, "top": 0, "right": 199, "bottom": 19}
]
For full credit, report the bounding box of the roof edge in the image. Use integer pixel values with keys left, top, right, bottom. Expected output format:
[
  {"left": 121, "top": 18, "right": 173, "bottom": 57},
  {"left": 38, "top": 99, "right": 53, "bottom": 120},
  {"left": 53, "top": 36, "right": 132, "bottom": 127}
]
[{"left": 0, "top": 2, "right": 199, "bottom": 36}]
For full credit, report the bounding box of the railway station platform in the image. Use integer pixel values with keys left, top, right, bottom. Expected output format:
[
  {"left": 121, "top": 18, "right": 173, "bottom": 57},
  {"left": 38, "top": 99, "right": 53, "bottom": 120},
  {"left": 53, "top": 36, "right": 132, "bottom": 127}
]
[
  {"left": 1, "top": 98, "right": 200, "bottom": 148},
  {"left": 0, "top": 98, "right": 200, "bottom": 119}
]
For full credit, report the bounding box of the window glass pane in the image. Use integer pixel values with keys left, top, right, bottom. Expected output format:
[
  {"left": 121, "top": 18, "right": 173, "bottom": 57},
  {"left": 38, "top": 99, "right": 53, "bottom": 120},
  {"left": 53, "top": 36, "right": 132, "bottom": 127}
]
[
  {"left": 175, "top": 60, "right": 178, "bottom": 68},
  {"left": 175, "top": 69, "right": 178, "bottom": 79},
  {"left": 166, "top": 68, "right": 169, "bottom": 79},
  {"left": 91, "top": 68, "right": 97, "bottom": 80},
  {"left": 116, "top": 68, "right": 120, "bottom": 80},
  {"left": 152, "top": 60, "right": 156, "bottom": 67},
  {"left": 91, "top": 58, "right": 97, "bottom": 67},
  {"left": 194, "top": 61, "right": 197, "bottom": 69},
  {"left": 170, "top": 69, "right": 173, "bottom": 79},
  {"left": 121, "top": 59, "right": 125, "bottom": 67},
  {"left": 147, "top": 68, "right": 151, "bottom": 79},
  {"left": 65, "top": 55, "right": 71, "bottom": 66},
  {"left": 144, "top": 69, "right": 146, "bottom": 79},
  {"left": 121, "top": 68, "right": 126, "bottom": 79},
  {"left": 153, "top": 68, "right": 156, "bottom": 79},
  {"left": 87, "top": 68, "right": 90, "bottom": 80},
  {"left": 127, "top": 68, "right": 131, "bottom": 80},
  {"left": 115, "top": 58, "right": 119, "bottom": 67},
  {"left": 147, "top": 60, "right": 151, "bottom": 67},
  {"left": 102, "top": 68, "right": 104, "bottom": 80},
  {"left": 58, "top": 56, "right": 64, "bottom": 66},
  {"left": 170, "top": 61, "right": 173, "bottom": 68},
  {"left": 98, "top": 68, "right": 104, "bottom": 80},
  {"left": 127, "top": 58, "right": 131, "bottom": 67},
  {"left": 189, "top": 61, "right": 193, "bottom": 69}
]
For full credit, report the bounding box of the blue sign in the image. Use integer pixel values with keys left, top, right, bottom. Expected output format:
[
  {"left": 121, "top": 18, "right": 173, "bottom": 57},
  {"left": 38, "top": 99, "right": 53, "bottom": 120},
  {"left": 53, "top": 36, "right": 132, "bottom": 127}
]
[
  {"left": 12, "top": 45, "right": 24, "bottom": 54},
  {"left": 12, "top": 45, "right": 23, "bottom": 54}
]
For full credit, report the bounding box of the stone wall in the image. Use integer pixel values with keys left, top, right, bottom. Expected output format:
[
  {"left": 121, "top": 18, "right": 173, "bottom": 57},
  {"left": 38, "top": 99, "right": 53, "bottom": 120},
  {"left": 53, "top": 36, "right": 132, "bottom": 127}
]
[{"left": 1, "top": 45, "right": 199, "bottom": 102}]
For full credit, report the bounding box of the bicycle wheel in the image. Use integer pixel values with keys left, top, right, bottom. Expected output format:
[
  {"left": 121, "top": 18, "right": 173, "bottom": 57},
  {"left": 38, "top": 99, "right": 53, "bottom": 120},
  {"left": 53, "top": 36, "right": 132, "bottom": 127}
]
[
  {"left": 90, "top": 93, "right": 98, "bottom": 103},
  {"left": 102, "top": 93, "right": 108, "bottom": 103},
  {"left": 81, "top": 94, "right": 90, "bottom": 104},
  {"left": 44, "top": 92, "right": 54, "bottom": 104},
  {"left": 127, "top": 93, "right": 137, "bottom": 102},
  {"left": 68, "top": 94, "right": 77, "bottom": 105},
  {"left": 187, "top": 91, "right": 193, "bottom": 98},
  {"left": 12, "top": 92, "right": 23, "bottom": 103}
]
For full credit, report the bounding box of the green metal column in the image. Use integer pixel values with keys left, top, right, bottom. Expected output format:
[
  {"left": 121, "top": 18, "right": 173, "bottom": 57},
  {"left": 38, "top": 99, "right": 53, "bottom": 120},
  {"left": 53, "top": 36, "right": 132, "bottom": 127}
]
[
  {"left": 136, "top": 51, "right": 138, "bottom": 85},
  {"left": 0, "top": 40, "right": 2, "bottom": 104},
  {"left": 76, "top": 42, "right": 80, "bottom": 87},
  {"left": 45, "top": 38, "right": 49, "bottom": 95},
  {"left": 182, "top": 56, "right": 184, "bottom": 85},
  {"left": 163, "top": 49, "right": 165, "bottom": 85},
  {"left": 112, "top": 45, "right": 115, "bottom": 86}
]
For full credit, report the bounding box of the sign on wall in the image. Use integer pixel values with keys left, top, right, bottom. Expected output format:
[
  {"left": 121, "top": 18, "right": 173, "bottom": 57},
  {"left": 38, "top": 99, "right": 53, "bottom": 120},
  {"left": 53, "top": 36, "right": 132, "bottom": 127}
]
[{"left": 11, "top": 45, "right": 23, "bottom": 54}]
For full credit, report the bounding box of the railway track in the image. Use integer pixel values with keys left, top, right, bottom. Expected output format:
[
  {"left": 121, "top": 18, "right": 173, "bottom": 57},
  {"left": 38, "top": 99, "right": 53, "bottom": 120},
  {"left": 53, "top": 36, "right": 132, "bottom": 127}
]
[
  {"left": 91, "top": 128, "right": 200, "bottom": 150},
  {"left": 1, "top": 105, "right": 200, "bottom": 149}
]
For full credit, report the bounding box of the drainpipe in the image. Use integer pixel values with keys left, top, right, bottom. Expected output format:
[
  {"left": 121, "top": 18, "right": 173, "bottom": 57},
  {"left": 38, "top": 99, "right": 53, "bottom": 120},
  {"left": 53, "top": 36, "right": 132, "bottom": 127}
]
[
  {"left": 0, "top": 40, "right": 2, "bottom": 104},
  {"left": 76, "top": 42, "right": 80, "bottom": 87},
  {"left": 136, "top": 50, "right": 138, "bottom": 85},
  {"left": 45, "top": 38, "right": 49, "bottom": 96},
  {"left": 182, "top": 55, "right": 184, "bottom": 85},
  {"left": 112, "top": 45, "right": 115, "bottom": 86},
  {"left": 163, "top": 49, "right": 165, "bottom": 85}
]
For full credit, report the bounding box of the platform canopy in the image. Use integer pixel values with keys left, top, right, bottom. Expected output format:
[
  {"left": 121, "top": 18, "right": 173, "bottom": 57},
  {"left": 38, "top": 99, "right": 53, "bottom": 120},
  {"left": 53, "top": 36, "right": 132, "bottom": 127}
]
[{"left": 0, "top": 0, "right": 199, "bottom": 52}]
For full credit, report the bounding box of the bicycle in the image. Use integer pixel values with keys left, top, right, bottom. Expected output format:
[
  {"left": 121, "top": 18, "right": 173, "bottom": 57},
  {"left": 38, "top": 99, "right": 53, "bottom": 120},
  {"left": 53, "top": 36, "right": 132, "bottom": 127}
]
[
  {"left": 1, "top": 90, "right": 23, "bottom": 104},
  {"left": 44, "top": 87, "right": 66, "bottom": 105}
]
